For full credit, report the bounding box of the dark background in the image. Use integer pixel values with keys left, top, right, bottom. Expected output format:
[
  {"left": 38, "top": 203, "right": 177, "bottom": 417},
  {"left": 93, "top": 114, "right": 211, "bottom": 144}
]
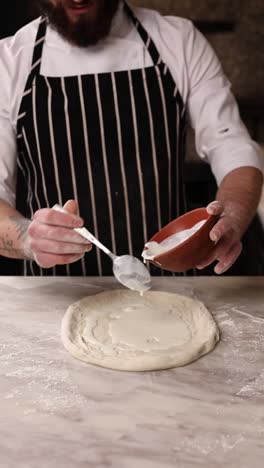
[
  {"left": 0, "top": 0, "right": 263, "bottom": 275},
  {"left": 0, "top": 1, "right": 36, "bottom": 38}
]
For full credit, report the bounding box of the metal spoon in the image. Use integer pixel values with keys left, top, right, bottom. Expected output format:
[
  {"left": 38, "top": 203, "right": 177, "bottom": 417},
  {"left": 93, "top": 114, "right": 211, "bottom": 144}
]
[{"left": 53, "top": 205, "right": 152, "bottom": 293}]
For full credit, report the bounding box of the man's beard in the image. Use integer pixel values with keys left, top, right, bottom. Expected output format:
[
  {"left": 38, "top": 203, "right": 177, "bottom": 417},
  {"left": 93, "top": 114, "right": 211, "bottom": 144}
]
[{"left": 37, "top": 0, "right": 120, "bottom": 47}]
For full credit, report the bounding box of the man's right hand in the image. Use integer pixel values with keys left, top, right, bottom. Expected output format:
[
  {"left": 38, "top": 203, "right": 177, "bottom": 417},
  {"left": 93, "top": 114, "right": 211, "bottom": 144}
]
[{"left": 27, "top": 200, "right": 92, "bottom": 268}]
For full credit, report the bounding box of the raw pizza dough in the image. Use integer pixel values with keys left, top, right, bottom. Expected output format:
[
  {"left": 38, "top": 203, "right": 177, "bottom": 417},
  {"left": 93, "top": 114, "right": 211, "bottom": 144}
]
[{"left": 61, "top": 290, "right": 219, "bottom": 372}]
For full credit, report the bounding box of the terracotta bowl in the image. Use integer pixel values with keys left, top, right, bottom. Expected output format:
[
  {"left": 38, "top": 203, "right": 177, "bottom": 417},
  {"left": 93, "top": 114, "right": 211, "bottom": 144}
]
[{"left": 145, "top": 208, "right": 218, "bottom": 273}]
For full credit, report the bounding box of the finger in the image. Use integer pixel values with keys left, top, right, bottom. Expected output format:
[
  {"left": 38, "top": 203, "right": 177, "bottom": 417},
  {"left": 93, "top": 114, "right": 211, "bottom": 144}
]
[
  {"left": 28, "top": 222, "right": 91, "bottom": 245},
  {"left": 63, "top": 199, "right": 78, "bottom": 215},
  {"left": 214, "top": 242, "right": 243, "bottom": 275},
  {"left": 29, "top": 238, "right": 92, "bottom": 256},
  {"left": 33, "top": 208, "right": 83, "bottom": 228},
  {"left": 209, "top": 216, "right": 238, "bottom": 243},
  {"left": 34, "top": 252, "right": 85, "bottom": 269},
  {"left": 206, "top": 201, "right": 224, "bottom": 216},
  {"left": 196, "top": 232, "right": 236, "bottom": 270}
]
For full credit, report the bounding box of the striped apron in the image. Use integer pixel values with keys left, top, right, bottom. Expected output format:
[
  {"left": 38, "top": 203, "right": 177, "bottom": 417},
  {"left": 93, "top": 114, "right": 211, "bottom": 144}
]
[{"left": 16, "top": 3, "right": 187, "bottom": 276}]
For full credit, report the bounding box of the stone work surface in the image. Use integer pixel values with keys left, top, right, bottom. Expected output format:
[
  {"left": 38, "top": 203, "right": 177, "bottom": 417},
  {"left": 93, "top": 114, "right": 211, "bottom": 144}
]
[{"left": 1, "top": 276, "right": 264, "bottom": 467}]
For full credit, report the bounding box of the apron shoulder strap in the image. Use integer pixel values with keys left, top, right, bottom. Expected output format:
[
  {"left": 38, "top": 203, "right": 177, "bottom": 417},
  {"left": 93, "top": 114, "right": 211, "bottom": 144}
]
[
  {"left": 17, "top": 17, "right": 47, "bottom": 128},
  {"left": 30, "top": 16, "right": 47, "bottom": 75},
  {"left": 124, "top": 2, "right": 162, "bottom": 66}
]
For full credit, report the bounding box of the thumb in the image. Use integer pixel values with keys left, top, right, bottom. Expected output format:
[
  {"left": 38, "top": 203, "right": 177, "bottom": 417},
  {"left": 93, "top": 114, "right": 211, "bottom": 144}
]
[
  {"left": 63, "top": 199, "right": 78, "bottom": 215},
  {"left": 206, "top": 201, "right": 224, "bottom": 216}
]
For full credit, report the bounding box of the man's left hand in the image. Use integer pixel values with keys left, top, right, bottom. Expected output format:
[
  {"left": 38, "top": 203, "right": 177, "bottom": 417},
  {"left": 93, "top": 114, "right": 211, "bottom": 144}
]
[{"left": 196, "top": 201, "right": 243, "bottom": 274}]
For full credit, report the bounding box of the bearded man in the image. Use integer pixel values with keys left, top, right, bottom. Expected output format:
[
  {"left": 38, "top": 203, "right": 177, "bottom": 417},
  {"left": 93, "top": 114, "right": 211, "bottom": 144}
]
[{"left": 0, "top": 0, "right": 262, "bottom": 276}]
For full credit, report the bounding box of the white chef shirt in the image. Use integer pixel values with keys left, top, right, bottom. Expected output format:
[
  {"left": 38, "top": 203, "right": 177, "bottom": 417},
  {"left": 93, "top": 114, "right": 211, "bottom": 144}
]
[{"left": 0, "top": 2, "right": 263, "bottom": 207}]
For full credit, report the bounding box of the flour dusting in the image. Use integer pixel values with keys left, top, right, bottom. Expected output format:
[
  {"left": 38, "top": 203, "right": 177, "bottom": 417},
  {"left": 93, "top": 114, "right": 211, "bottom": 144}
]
[{"left": 0, "top": 323, "right": 87, "bottom": 416}]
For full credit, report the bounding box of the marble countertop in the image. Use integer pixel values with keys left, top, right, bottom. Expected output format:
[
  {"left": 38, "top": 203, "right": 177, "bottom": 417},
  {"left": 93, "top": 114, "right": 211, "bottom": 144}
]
[{"left": 0, "top": 276, "right": 263, "bottom": 468}]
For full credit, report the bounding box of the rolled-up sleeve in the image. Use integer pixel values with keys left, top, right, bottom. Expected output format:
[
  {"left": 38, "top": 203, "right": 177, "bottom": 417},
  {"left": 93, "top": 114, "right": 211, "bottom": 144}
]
[
  {"left": 185, "top": 23, "right": 264, "bottom": 186},
  {"left": 0, "top": 39, "right": 17, "bottom": 207}
]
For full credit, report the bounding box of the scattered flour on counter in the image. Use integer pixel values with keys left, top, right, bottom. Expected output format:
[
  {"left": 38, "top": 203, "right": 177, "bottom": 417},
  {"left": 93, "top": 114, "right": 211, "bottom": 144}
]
[
  {"left": 215, "top": 309, "right": 237, "bottom": 332},
  {"left": 214, "top": 305, "right": 264, "bottom": 401},
  {"left": 213, "top": 306, "right": 238, "bottom": 341},
  {"left": 0, "top": 324, "right": 87, "bottom": 416},
  {"left": 231, "top": 307, "right": 264, "bottom": 324},
  {"left": 173, "top": 431, "right": 245, "bottom": 456},
  {"left": 236, "top": 372, "right": 264, "bottom": 398}
]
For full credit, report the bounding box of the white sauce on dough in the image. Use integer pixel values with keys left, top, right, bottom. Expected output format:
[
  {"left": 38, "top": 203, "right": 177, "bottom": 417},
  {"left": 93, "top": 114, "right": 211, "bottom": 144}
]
[
  {"left": 108, "top": 306, "right": 191, "bottom": 351},
  {"left": 61, "top": 290, "right": 220, "bottom": 372}
]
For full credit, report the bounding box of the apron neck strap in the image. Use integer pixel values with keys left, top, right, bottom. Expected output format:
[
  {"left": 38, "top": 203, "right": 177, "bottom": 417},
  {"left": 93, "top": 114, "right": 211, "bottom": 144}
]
[
  {"left": 124, "top": 2, "right": 162, "bottom": 66},
  {"left": 30, "top": 17, "right": 47, "bottom": 75}
]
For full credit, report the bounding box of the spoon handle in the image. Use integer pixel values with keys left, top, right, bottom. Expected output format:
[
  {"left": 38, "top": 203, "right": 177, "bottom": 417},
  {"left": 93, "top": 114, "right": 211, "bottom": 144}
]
[{"left": 52, "top": 205, "right": 117, "bottom": 261}]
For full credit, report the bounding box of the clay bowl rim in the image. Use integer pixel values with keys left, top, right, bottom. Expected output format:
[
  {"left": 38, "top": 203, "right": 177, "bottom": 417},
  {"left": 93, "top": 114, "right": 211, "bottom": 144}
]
[{"left": 148, "top": 207, "right": 217, "bottom": 263}]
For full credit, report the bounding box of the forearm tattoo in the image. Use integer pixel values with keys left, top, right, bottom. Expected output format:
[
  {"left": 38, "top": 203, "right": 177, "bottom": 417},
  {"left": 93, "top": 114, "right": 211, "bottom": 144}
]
[
  {"left": 0, "top": 217, "right": 30, "bottom": 257},
  {"left": 9, "top": 216, "right": 30, "bottom": 241}
]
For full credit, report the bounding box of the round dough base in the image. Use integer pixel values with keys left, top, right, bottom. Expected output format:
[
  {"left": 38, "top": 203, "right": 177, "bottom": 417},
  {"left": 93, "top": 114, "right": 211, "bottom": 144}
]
[{"left": 61, "top": 290, "right": 219, "bottom": 372}]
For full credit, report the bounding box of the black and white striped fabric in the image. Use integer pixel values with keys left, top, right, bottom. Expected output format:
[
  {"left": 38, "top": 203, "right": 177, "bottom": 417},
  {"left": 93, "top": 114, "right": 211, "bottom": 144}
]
[{"left": 16, "top": 3, "right": 187, "bottom": 276}]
